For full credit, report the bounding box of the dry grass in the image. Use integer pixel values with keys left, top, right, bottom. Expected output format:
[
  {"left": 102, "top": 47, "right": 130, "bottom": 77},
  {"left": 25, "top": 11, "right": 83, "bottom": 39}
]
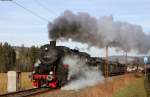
[
  {"left": 0, "top": 73, "right": 7, "bottom": 94},
  {"left": 37, "top": 74, "right": 138, "bottom": 97},
  {"left": 21, "top": 72, "right": 32, "bottom": 90},
  {"left": 113, "top": 77, "right": 146, "bottom": 97},
  {"left": 78, "top": 74, "right": 136, "bottom": 97},
  {"left": 0, "top": 72, "right": 32, "bottom": 94}
]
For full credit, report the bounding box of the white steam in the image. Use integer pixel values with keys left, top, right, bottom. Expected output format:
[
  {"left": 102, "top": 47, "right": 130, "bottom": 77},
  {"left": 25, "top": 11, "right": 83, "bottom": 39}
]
[{"left": 61, "top": 55, "right": 104, "bottom": 90}]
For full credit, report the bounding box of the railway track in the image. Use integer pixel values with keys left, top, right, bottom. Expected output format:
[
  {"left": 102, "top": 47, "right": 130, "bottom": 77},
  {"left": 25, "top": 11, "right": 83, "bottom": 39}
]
[{"left": 0, "top": 88, "right": 53, "bottom": 97}]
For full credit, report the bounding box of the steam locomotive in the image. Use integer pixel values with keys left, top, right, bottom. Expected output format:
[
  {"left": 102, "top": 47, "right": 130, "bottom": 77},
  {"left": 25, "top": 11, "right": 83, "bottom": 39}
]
[{"left": 31, "top": 41, "right": 126, "bottom": 88}]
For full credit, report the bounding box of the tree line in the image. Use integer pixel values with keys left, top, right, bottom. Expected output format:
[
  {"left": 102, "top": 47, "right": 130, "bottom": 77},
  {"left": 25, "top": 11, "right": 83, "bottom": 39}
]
[{"left": 0, "top": 42, "right": 39, "bottom": 73}]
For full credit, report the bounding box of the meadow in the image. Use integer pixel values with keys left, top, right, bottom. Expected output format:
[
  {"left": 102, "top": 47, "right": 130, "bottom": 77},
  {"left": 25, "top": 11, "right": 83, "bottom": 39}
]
[{"left": 112, "top": 77, "right": 147, "bottom": 97}]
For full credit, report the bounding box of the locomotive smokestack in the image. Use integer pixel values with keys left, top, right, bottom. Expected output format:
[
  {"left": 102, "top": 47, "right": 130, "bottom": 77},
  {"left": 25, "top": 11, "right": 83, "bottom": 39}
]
[{"left": 50, "top": 41, "right": 56, "bottom": 47}]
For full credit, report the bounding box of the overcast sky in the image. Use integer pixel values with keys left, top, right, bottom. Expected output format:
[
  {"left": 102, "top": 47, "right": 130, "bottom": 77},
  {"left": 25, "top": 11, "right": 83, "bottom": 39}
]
[{"left": 0, "top": 0, "right": 150, "bottom": 56}]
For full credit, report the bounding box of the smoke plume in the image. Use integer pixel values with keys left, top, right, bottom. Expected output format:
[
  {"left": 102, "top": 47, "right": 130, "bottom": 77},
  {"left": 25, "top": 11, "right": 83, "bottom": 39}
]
[
  {"left": 48, "top": 10, "right": 150, "bottom": 53},
  {"left": 61, "top": 55, "right": 103, "bottom": 90}
]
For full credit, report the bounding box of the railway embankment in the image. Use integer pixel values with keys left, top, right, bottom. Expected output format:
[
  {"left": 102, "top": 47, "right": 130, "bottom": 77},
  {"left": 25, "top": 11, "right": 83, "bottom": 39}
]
[{"left": 36, "top": 74, "right": 142, "bottom": 97}]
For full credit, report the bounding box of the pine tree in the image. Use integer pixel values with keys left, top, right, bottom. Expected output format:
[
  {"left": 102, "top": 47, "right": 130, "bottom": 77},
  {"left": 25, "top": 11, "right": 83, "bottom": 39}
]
[{"left": 0, "top": 42, "right": 16, "bottom": 72}]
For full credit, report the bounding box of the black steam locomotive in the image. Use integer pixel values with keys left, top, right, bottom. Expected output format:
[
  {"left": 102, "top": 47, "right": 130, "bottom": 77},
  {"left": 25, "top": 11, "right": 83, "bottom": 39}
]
[{"left": 31, "top": 41, "right": 126, "bottom": 88}]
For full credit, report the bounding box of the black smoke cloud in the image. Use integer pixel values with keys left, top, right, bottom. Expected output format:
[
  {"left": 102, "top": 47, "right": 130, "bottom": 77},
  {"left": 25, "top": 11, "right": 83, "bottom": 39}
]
[{"left": 48, "top": 10, "right": 150, "bottom": 53}]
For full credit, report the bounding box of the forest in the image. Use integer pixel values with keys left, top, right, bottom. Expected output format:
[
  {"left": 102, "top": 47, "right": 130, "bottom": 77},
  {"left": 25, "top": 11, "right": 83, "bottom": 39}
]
[{"left": 0, "top": 42, "right": 39, "bottom": 72}]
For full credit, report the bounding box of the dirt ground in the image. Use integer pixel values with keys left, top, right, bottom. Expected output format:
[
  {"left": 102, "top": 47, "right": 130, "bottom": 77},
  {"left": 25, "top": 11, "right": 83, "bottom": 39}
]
[{"left": 36, "top": 74, "right": 139, "bottom": 97}]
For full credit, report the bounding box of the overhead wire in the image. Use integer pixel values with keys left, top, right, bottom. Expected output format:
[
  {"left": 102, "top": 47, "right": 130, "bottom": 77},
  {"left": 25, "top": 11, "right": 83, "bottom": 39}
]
[
  {"left": 34, "top": 0, "right": 57, "bottom": 16},
  {"left": 11, "top": 0, "right": 49, "bottom": 22}
]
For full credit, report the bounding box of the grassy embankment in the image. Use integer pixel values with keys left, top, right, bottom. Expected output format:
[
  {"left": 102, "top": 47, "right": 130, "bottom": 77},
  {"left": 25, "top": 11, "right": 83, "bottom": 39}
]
[
  {"left": 37, "top": 74, "right": 139, "bottom": 97},
  {"left": 113, "top": 77, "right": 147, "bottom": 97}
]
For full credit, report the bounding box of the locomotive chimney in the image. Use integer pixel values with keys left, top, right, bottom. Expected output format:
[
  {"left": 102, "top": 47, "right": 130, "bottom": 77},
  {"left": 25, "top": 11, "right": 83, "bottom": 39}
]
[{"left": 50, "top": 41, "right": 56, "bottom": 47}]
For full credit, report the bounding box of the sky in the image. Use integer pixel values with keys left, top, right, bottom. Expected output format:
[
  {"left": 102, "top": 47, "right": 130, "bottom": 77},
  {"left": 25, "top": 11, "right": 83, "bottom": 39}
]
[{"left": 0, "top": 0, "right": 150, "bottom": 56}]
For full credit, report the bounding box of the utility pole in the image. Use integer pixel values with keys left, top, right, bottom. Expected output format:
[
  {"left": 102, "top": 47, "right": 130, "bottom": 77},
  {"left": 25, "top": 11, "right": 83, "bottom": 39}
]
[
  {"left": 125, "top": 51, "right": 128, "bottom": 65},
  {"left": 104, "top": 45, "right": 109, "bottom": 78},
  {"left": 125, "top": 50, "right": 128, "bottom": 74}
]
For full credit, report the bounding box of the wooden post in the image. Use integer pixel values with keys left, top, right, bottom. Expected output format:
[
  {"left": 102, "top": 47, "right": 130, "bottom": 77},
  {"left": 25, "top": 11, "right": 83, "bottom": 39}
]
[
  {"left": 125, "top": 51, "right": 128, "bottom": 74},
  {"left": 16, "top": 61, "right": 21, "bottom": 91},
  {"left": 16, "top": 71, "right": 21, "bottom": 91}
]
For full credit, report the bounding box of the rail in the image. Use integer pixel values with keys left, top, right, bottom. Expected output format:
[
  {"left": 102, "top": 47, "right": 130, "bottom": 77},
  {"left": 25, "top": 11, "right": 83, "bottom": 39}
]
[{"left": 0, "top": 88, "right": 52, "bottom": 97}]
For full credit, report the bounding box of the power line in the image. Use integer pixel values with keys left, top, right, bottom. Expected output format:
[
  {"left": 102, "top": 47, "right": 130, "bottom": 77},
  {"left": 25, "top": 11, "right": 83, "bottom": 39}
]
[
  {"left": 34, "top": 0, "right": 57, "bottom": 16},
  {"left": 11, "top": 0, "right": 49, "bottom": 22}
]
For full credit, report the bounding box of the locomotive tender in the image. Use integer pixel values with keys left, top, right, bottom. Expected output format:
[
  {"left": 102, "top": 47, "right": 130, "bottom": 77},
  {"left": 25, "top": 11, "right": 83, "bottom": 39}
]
[{"left": 32, "top": 41, "right": 126, "bottom": 88}]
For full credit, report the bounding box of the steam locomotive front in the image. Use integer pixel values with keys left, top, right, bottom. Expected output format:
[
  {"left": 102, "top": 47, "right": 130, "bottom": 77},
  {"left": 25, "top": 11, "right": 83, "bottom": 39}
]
[
  {"left": 39, "top": 42, "right": 60, "bottom": 64},
  {"left": 32, "top": 41, "right": 61, "bottom": 88}
]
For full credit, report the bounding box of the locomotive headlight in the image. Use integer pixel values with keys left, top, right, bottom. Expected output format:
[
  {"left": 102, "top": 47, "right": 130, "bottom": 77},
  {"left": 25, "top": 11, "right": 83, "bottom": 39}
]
[
  {"left": 32, "top": 71, "right": 35, "bottom": 74},
  {"left": 45, "top": 47, "right": 48, "bottom": 51},
  {"left": 49, "top": 71, "right": 53, "bottom": 75}
]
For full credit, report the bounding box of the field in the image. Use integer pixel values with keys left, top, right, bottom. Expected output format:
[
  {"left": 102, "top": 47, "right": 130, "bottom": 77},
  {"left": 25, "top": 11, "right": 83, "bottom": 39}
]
[
  {"left": 0, "top": 72, "right": 32, "bottom": 94},
  {"left": 112, "top": 77, "right": 147, "bottom": 97}
]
